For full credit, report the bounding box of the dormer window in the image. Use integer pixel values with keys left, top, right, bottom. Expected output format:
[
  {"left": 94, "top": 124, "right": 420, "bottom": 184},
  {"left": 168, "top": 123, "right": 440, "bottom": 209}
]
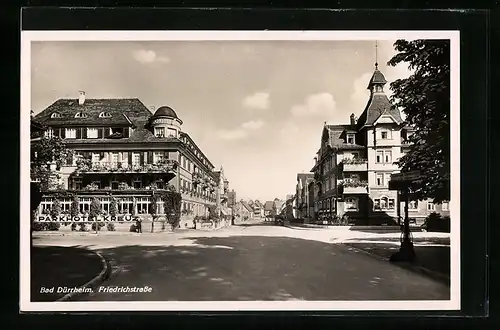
[
  {"left": 50, "top": 112, "right": 61, "bottom": 119},
  {"left": 347, "top": 134, "right": 355, "bottom": 144},
  {"left": 74, "top": 112, "right": 88, "bottom": 118},
  {"left": 99, "top": 112, "right": 112, "bottom": 118}
]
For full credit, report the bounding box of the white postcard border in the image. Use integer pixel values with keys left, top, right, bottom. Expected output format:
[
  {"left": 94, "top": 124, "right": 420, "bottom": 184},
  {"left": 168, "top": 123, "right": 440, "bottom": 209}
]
[{"left": 20, "top": 30, "right": 461, "bottom": 312}]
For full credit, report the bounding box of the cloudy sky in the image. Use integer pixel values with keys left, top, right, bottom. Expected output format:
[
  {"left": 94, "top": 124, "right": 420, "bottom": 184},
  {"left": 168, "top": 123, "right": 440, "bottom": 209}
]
[{"left": 31, "top": 39, "right": 412, "bottom": 201}]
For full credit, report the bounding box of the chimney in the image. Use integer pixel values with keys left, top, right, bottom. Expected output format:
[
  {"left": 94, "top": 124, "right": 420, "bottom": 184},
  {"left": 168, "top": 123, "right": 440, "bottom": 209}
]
[
  {"left": 78, "top": 91, "right": 86, "bottom": 105},
  {"left": 350, "top": 113, "right": 356, "bottom": 126}
]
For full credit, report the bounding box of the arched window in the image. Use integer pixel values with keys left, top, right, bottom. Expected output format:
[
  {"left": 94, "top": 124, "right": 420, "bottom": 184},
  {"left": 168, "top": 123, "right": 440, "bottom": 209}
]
[
  {"left": 50, "top": 112, "right": 61, "bottom": 118},
  {"left": 345, "top": 197, "right": 358, "bottom": 211},
  {"left": 99, "top": 111, "right": 112, "bottom": 118},
  {"left": 331, "top": 197, "right": 336, "bottom": 210}
]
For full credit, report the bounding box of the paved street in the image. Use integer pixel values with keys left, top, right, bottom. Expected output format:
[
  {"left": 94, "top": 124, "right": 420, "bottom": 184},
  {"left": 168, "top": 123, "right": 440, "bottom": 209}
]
[{"left": 32, "top": 222, "right": 450, "bottom": 301}]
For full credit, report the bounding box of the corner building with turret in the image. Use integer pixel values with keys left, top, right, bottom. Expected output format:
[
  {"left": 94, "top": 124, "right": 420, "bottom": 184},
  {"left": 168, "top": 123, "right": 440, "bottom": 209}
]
[
  {"left": 32, "top": 93, "right": 229, "bottom": 229},
  {"left": 309, "top": 63, "right": 449, "bottom": 225}
]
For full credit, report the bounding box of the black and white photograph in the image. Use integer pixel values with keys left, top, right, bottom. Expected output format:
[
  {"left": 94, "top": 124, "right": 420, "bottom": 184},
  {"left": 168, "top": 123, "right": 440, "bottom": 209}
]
[{"left": 21, "top": 31, "right": 460, "bottom": 311}]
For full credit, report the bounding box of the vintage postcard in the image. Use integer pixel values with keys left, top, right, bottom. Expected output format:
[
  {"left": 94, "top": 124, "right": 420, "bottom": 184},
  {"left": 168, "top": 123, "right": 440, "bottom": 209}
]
[{"left": 20, "top": 30, "right": 460, "bottom": 312}]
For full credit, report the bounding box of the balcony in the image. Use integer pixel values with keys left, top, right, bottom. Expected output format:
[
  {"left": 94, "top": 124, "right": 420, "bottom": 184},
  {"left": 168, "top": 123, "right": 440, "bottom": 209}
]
[
  {"left": 75, "top": 159, "right": 178, "bottom": 174},
  {"left": 340, "top": 179, "right": 368, "bottom": 194},
  {"left": 342, "top": 158, "right": 368, "bottom": 172}
]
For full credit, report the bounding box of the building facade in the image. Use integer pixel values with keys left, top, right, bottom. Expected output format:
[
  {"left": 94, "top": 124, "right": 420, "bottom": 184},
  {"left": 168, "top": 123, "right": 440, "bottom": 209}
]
[
  {"left": 309, "top": 63, "right": 449, "bottom": 225},
  {"left": 295, "top": 173, "right": 314, "bottom": 219},
  {"left": 33, "top": 93, "right": 226, "bottom": 228}
]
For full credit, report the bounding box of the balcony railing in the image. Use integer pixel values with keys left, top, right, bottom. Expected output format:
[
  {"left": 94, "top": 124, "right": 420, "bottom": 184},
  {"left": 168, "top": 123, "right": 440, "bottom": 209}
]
[
  {"left": 342, "top": 158, "right": 368, "bottom": 172},
  {"left": 75, "top": 159, "right": 179, "bottom": 174},
  {"left": 340, "top": 179, "right": 368, "bottom": 194}
]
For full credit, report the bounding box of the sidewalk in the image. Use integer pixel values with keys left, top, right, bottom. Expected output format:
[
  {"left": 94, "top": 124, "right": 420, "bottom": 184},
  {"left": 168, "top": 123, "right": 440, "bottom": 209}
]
[
  {"left": 342, "top": 238, "right": 450, "bottom": 286},
  {"left": 31, "top": 246, "right": 107, "bottom": 301}
]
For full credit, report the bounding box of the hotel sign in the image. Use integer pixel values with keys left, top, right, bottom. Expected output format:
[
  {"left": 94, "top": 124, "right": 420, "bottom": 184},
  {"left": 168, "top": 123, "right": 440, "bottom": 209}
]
[{"left": 35, "top": 214, "right": 136, "bottom": 222}]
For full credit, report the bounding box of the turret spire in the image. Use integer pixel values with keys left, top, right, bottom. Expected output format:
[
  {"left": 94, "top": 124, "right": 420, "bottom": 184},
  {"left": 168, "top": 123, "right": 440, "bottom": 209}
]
[{"left": 375, "top": 40, "right": 378, "bottom": 69}]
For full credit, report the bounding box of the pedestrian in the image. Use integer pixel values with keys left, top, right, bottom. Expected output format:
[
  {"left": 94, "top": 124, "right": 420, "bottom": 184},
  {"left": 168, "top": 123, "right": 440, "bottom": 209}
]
[{"left": 135, "top": 216, "right": 142, "bottom": 233}]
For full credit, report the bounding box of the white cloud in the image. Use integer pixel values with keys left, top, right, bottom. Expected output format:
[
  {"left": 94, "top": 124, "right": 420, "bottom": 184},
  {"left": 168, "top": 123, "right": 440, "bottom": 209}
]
[
  {"left": 216, "top": 119, "right": 265, "bottom": 140},
  {"left": 242, "top": 92, "right": 270, "bottom": 110},
  {"left": 290, "top": 93, "right": 337, "bottom": 117},
  {"left": 241, "top": 119, "right": 265, "bottom": 130},
  {"left": 132, "top": 50, "right": 170, "bottom": 64},
  {"left": 216, "top": 129, "right": 247, "bottom": 141}
]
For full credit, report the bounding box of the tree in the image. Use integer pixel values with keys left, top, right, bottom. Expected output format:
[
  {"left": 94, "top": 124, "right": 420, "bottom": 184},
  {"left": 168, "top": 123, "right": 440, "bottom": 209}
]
[
  {"left": 70, "top": 195, "right": 79, "bottom": 231},
  {"left": 163, "top": 191, "right": 182, "bottom": 231},
  {"left": 90, "top": 197, "right": 103, "bottom": 232},
  {"left": 31, "top": 136, "right": 73, "bottom": 191},
  {"left": 150, "top": 193, "right": 158, "bottom": 233},
  {"left": 388, "top": 39, "right": 450, "bottom": 203}
]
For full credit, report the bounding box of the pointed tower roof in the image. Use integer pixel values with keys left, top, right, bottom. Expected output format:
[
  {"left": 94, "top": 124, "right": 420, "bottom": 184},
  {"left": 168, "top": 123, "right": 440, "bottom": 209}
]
[
  {"left": 356, "top": 63, "right": 403, "bottom": 129},
  {"left": 367, "top": 64, "right": 388, "bottom": 89}
]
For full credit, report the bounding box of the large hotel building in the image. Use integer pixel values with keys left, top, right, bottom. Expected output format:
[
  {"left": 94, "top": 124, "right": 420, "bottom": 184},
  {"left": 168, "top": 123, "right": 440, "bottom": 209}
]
[
  {"left": 298, "top": 62, "right": 450, "bottom": 225},
  {"left": 32, "top": 92, "right": 231, "bottom": 228}
]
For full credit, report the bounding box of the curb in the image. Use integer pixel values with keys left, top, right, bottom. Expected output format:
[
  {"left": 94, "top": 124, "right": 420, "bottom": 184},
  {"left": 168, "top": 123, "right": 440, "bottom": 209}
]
[
  {"left": 341, "top": 243, "right": 450, "bottom": 286},
  {"left": 56, "top": 250, "right": 111, "bottom": 302}
]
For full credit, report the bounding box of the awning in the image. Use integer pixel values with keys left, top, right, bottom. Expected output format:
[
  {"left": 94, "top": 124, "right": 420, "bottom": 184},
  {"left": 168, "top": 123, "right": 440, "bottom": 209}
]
[{"left": 220, "top": 208, "right": 229, "bottom": 215}]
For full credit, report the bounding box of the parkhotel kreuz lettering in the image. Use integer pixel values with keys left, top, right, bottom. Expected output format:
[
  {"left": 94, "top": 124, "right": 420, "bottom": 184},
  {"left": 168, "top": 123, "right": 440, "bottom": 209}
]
[{"left": 35, "top": 215, "right": 135, "bottom": 222}]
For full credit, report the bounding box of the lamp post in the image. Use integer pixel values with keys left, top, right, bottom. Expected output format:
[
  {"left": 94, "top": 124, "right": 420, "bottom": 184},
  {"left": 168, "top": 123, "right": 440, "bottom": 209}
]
[{"left": 389, "top": 171, "right": 419, "bottom": 262}]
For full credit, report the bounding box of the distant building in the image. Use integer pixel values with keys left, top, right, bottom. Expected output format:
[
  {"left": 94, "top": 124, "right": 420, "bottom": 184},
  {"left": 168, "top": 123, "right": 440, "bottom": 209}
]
[
  {"left": 295, "top": 173, "right": 314, "bottom": 219},
  {"left": 264, "top": 201, "right": 274, "bottom": 218}
]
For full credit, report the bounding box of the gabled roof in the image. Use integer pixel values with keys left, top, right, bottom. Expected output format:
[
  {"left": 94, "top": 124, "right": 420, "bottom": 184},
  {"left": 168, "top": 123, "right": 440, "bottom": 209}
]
[
  {"left": 240, "top": 201, "right": 253, "bottom": 212},
  {"left": 356, "top": 93, "right": 403, "bottom": 128},
  {"left": 34, "top": 98, "right": 152, "bottom": 127},
  {"left": 264, "top": 201, "right": 274, "bottom": 211}
]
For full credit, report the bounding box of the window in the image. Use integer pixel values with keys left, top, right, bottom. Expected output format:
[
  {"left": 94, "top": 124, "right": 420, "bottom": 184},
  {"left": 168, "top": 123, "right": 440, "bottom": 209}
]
[
  {"left": 111, "top": 181, "right": 119, "bottom": 190},
  {"left": 347, "top": 134, "right": 355, "bottom": 144},
  {"left": 44, "top": 128, "right": 54, "bottom": 138},
  {"left": 385, "top": 151, "right": 392, "bottom": 163},
  {"left": 50, "top": 112, "right": 61, "bottom": 118},
  {"left": 154, "top": 151, "right": 165, "bottom": 163},
  {"left": 111, "top": 153, "right": 119, "bottom": 166},
  {"left": 374, "top": 197, "right": 395, "bottom": 210},
  {"left": 119, "top": 197, "right": 134, "bottom": 214},
  {"left": 167, "top": 128, "right": 177, "bottom": 138},
  {"left": 376, "top": 149, "right": 393, "bottom": 164},
  {"left": 154, "top": 127, "right": 165, "bottom": 138},
  {"left": 137, "top": 197, "right": 150, "bottom": 214},
  {"left": 65, "top": 128, "right": 76, "bottom": 139},
  {"left": 101, "top": 198, "right": 110, "bottom": 214},
  {"left": 87, "top": 128, "right": 98, "bottom": 139},
  {"left": 427, "top": 202, "right": 435, "bottom": 211},
  {"left": 91, "top": 153, "right": 100, "bottom": 164},
  {"left": 132, "top": 153, "right": 141, "bottom": 166},
  {"left": 442, "top": 202, "right": 449, "bottom": 211},
  {"left": 376, "top": 173, "right": 384, "bottom": 186},
  {"left": 133, "top": 177, "right": 142, "bottom": 189},
  {"left": 345, "top": 197, "right": 358, "bottom": 211},
  {"left": 409, "top": 201, "right": 418, "bottom": 210},
  {"left": 74, "top": 112, "right": 88, "bottom": 118},
  {"left": 99, "top": 112, "right": 112, "bottom": 118},
  {"left": 79, "top": 197, "right": 91, "bottom": 214},
  {"left": 381, "top": 131, "right": 388, "bottom": 139}
]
